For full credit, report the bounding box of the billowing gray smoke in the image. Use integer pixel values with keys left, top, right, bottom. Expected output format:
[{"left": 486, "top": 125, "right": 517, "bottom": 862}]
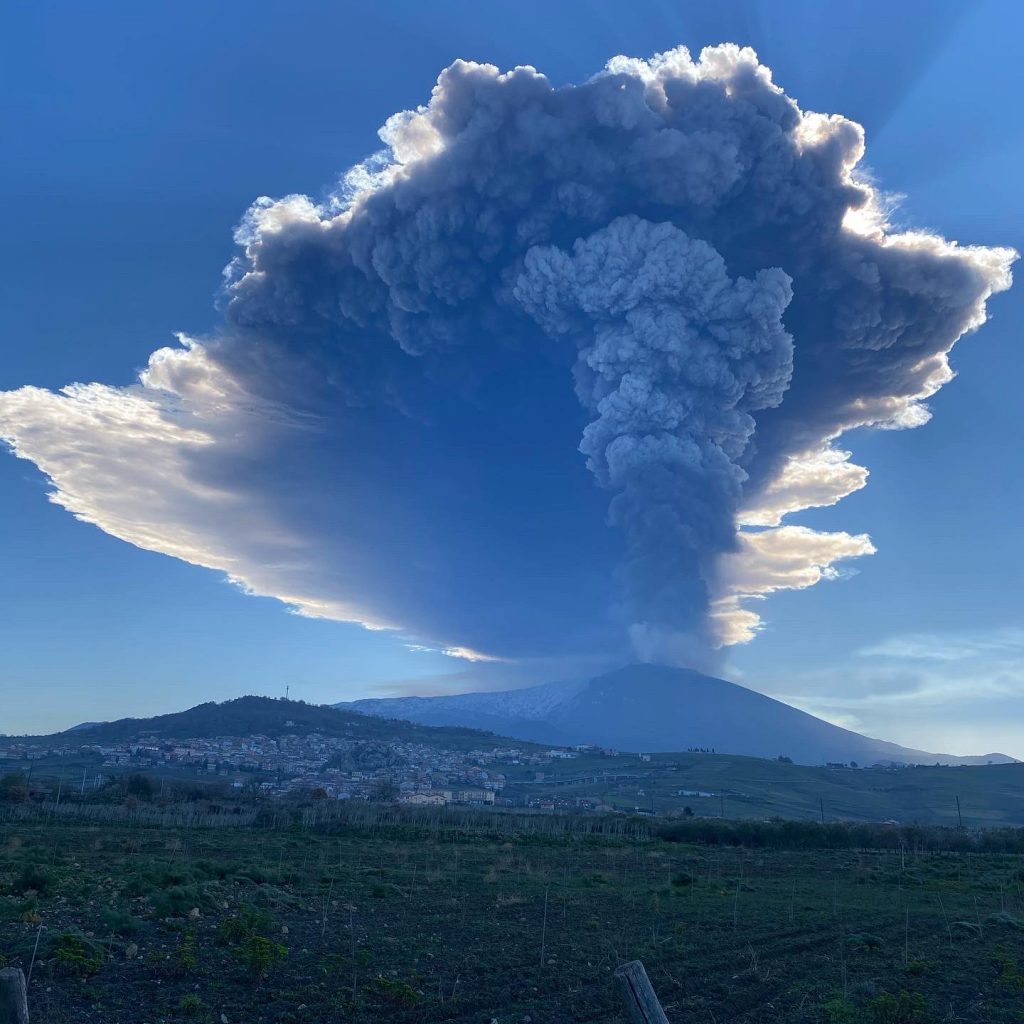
[
  {"left": 0, "top": 45, "right": 1015, "bottom": 666},
  {"left": 515, "top": 215, "right": 794, "bottom": 641}
]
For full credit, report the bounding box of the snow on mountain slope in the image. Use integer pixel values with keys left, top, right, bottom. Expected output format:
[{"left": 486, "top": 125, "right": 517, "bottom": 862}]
[
  {"left": 344, "top": 677, "right": 586, "bottom": 726},
  {"left": 339, "top": 664, "right": 1018, "bottom": 766}
]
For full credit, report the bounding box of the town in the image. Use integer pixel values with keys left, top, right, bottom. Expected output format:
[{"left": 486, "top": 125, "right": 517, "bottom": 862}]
[
  {"left": 0, "top": 729, "right": 619, "bottom": 812},
  {"left": 3, "top": 696, "right": 1011, "bottom": 827}
]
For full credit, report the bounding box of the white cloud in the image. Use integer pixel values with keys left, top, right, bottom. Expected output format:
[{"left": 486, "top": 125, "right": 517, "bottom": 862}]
[
  {"left": 740, "top": 446, "right": 869, "bottom": 527},
  {"left": 859, "top": 628, "right": 1024, "bottom": 662},
  {"left": 709, "top": 525, "right": 876, "bottom": 645},
  {"left": 0, "top": 335, "right": 567, "bottom": 666},
  {"left": 0, "top": 338, "right": 402, "bottom": 633},
  {"left": 405, "top": 643, "right": 504, "bottom": 663},
  {"left": 757, "top": 627, "right": 1024, "bottom": 756}
]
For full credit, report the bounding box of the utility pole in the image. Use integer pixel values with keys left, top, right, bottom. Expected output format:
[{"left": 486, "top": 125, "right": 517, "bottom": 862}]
[
  {"left": 820, "top": 797, "right": 825, "bottom": 825},
  {"left": 956, "top": 795, "right": 963, "bottom": 829},
  {"left": 80, "top": 767, "right": 87, "bottom": 796}
]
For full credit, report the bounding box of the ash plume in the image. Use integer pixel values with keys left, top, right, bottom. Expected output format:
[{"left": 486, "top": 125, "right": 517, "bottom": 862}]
[
  {"left": 0, "top": 45, "right": 1015, "bottom": 667},
  {"left": 515, "top": 214, "right": 793, "bottom": 645}
]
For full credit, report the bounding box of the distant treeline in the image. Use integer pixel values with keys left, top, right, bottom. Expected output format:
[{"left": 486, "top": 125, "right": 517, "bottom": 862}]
[
  {"left": 296, "top": 799, "right": 650, "bottom": 840},
  {"left": 0, "top": 799, "right": 259, "bottom": 829},
  {"left": 656, "top": 817, "right": 1024, "bottom": 853},
  {"left": 6, "top": 786, "right": 1024, "bottom": 852},
  {"left": 0, "top": 795, "right": 650, "bottom": 841}
]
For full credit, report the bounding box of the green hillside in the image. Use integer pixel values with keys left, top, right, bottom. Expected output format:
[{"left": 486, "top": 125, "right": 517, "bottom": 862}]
[
  {"left": 9, "top": 698, "right": 1023, "bottom": 827},
  {"left": 39, "top": 696, "right": 529, "bottom": 752},
  {"left": 505, "top": 749, "right": 1024, "bottom": 827}
]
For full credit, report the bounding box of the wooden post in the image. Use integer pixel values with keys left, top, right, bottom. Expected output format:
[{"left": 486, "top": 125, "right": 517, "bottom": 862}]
[
  {"left": 614, "top": 960, "right": 669, "bottom": 1024},
  {"left": 0, "top": 967, "right": 29, "bottom": 1024}
]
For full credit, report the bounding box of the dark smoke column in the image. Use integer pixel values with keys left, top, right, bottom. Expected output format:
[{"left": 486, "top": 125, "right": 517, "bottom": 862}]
[{"left": 516, "top": 215, "right": 793, "bottom": 661}]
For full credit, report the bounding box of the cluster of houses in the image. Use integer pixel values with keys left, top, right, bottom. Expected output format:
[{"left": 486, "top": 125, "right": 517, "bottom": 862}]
[
  {"left": 0, "top": 731, "right": 584, "bottom": 807},
  {"left": 0, "top": 742, "right": 52, "bottom": 762}
]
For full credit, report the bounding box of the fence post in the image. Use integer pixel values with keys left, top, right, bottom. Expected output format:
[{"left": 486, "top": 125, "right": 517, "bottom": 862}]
[
  {"left": 0, "top": 967, "right": 28, "bottom": 1024},
  {"left": 614, "top": 960, "right": 669, "bottom": 1024}
]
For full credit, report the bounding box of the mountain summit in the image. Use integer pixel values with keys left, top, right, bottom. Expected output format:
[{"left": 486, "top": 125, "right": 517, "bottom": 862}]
[{"left": 341, "top": 664, "right": 1015, "bottom": 767}]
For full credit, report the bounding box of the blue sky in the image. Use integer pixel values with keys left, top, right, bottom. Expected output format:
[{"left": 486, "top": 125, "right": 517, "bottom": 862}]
[{"left": 1, "top": 0, "right": 1021, "bottom": 755}]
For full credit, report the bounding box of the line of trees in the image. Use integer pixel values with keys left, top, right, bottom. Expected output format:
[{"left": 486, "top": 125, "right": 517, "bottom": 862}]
[
  {"left": 0, "top": 769, "right": 238, "bottom": 807},
  {"left": 656, "top": 816, "right": 1024, "bottom": 853}
]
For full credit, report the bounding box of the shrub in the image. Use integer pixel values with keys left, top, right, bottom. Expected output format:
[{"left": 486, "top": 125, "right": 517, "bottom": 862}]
[
  {"left": 14, "top": 862, "right": 52, "bottom": 895},
  {"left": 126, "top": 774, "right": 156, "bottom": 800},
  {"left": 0, "top": 896, "right": 38, "bottom": 923},
  {"left": 866, "top": 991, "right": 928, "bottom": 1024},
  {"left": 370, "top": 977, "right": 420, "bottom": 1008},
  {"left": 51, "top": 931, "right": 104, "bottom": 978},
  {"left": 236, "top": 934, "right": 287, "bottom": 979},
  {"left": 178, "top": 993, "right": 204, "bottom": 1017},
  {"left": 987, "top": 911, "right": 1024, "bottom": 931},
  {"left": 151, "top": 884, "right": 203, "bottom": 920},
  {"left": 216, "top": 905, "right": 274, "bottom": 945},
  {"left": 992, "top": 946, "right": 1024, "bottom": 992},
  {"left": 100, "top": 906, "right": 142, "bottom": 936},
  {"left": 175, "top": 929, "right": 199, "bottom": 974},
  {"left": 0, "top": 774, "right": 28, "bottom": 803},
  {"left": 823, "top": 998, "right": 859, "bottom": 1024},
  {"left": 217, "top": 915, "right": 251, "bottom": 945},
  {"left": 320, "top": 952, "right": 348, "bottom": 976}
]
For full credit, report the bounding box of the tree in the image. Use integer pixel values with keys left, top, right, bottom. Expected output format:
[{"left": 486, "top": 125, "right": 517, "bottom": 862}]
[
  {"left": 371, "top": 778, "right": 399, "bottom": 803},
  {"left": 0, "top": 772, "right": 28, "bottom": 803},
  {"left": 126, "top": 773, "right": 155, "bottom": 800}
]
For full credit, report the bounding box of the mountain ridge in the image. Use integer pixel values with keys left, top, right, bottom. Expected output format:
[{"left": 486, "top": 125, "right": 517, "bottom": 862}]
[
  {"left": 340, "top": 664, "right": 1016, "bottom": 767},
  {"left": 10, "top": 695, "right": 535, "bottom": 753}
]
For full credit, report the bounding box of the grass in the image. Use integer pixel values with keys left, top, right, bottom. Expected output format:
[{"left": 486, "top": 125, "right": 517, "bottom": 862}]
[
  {"left": 502, "top": 751, "right": 1024, "bottom": 826},
  {"left": 0, "top": 816, "right": 1022, "bottom": 1022}
]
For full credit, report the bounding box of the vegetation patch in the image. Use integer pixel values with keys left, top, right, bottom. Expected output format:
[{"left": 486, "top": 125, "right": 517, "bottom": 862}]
[{"left": 0, "top": 817, "right": 1023, "bottom": 1022}]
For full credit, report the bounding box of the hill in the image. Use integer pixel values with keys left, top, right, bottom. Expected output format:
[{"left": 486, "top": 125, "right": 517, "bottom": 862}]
[
  {"left": 6, "top": 691, "right": 1022, "bottom": 827},
  {"left": 28, "top": 695, "right": 528, "bottom": 752},
  {"left": 498, "top": 747, "right": 1024, "bottom": 827},
  {"left": 341, "top": 664, "right": 1016, "bottom": 767}
]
